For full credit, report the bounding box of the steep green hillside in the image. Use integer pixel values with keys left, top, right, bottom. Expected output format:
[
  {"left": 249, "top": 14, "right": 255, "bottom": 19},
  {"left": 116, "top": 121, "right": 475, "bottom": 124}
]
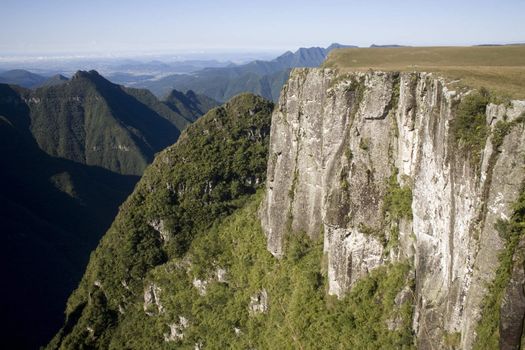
[
  {"left": 0, "top": 84, "right": 137, "bottom": 349},
  {"left": 26, "top": 71, "right": 179, "bottom": 175},
  {"left": 48, "top": 92, "right": 414, "bottom": 349},
  {"left": 0, "top": 73, "right": 216, "bottom": 348},
  {"left": 48, "top": 93, "right": 274, "bottom": 349},
  {"left": 81, "top": 193, "right": 413, "bottom": 349},
  {"left": 12, "top": 70, "right": 217, "bottom": 175}
]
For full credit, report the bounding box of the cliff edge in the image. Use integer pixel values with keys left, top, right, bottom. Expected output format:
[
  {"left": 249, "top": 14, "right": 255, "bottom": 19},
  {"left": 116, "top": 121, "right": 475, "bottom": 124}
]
[{"left": 261, "top": 67, "right": 525, "bottom": 349}]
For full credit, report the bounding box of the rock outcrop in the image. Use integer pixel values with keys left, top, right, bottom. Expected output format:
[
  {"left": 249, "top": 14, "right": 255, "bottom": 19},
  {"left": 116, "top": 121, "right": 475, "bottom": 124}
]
[
  {"left": 260, "top": 68, "right": 525, "bottom": 349},
  {"left": 249, "top": 289, "right": 268, "bottom": 315},
  {"left": 144, "top": 283, "right": 164, "bottom": 315},
  {"left": 164, "top": 316, "right": 189, "bottom": 342}
]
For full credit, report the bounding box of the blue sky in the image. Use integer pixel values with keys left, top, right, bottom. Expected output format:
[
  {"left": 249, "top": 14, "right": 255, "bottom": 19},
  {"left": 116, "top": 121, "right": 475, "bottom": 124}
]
[{"left": 1, "top": 0, "right": 524, "bottom": 54}]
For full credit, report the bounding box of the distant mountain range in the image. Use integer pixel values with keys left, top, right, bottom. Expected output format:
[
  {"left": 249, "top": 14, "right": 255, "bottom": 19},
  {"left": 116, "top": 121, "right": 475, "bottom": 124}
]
[
  {"left": 0, "top": 69, "right": 49, "bottom": 88},
  {"left": 0, "top": 44, "right": 356, "bottom": 103},
  {"left": 108, "top": 59, "right": 233, "bottom": 75},
  {"left": 133, "top": 43, "right": 357, "bottom": 101}
]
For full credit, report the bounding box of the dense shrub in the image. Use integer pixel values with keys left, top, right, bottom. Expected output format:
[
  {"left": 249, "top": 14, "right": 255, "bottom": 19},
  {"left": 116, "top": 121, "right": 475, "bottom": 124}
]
[
  {"left": 450, "top": 88, "right": 491, "bottom": 167},
  {"left": 107, "top": 193, "right": 415, "bottom": 349}
]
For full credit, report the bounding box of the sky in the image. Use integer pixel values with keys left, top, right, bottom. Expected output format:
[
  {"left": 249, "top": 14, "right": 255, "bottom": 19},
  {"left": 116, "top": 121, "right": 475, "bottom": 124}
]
[{"left": 1, "top": 0, "right": 524, "bottom": 55}]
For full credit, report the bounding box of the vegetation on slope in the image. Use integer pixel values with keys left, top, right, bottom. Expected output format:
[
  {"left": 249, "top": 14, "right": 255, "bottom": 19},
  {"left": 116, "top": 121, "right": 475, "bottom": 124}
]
[
  {"left": 449, "top": 88, "right": 491, "bottom": 167},
  {"left": 0, "top": 72, "right": 217, "bottom": 347},
  {"left": 474, "top": 185, "right": 525, "bottom": 349},
  {"left": 384, "top": 171, "right": 413, "bottom": 221},
  {"left": 7, "top": 70, "right": 216, "bottom": 176},
  {"left": 48, "top": 93, "right": 274, "bottom": 349},
  {"left": 0, "top": 84, "right": 137, "bottom": 349},
  {"left": 105, "top": 193, "right": 415, "bottom": 349},
  {"left": 450, "top": 89, "right": 523, "bottom": 170},
  {"left": 382, "top": 171, "right": 413, "bottom": 248},
  {"left": 324, "top": 45, "right": 525, "bottom": 99},
  {"left": 49, "top": 90, "right": 416, "bottom": 349},
  {"left": 27, "top": 71, "right": 175, "bottom": 175},
  {"left": 491, "top": 113, "right": 525, "bottom": 150}
]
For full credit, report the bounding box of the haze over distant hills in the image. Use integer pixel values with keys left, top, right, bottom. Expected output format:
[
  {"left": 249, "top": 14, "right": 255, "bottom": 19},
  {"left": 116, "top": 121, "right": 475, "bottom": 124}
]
[
  {"left": 0, "top": 50, "right": 280, "bottom": 79},
  {"left": 0, "top": 69, "right": 49, "bottom": 88},
  {"left": 0, "top": 44, "right": 356, "bottom": 103},
  {"left": 132, "top": 43, "right": 356, "bottom": 101}
]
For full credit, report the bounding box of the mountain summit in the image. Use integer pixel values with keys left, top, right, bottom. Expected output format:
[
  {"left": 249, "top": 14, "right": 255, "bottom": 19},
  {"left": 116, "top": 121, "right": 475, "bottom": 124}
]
[{"left": 11, "top": 70, "right": 217, "bottom": 175}]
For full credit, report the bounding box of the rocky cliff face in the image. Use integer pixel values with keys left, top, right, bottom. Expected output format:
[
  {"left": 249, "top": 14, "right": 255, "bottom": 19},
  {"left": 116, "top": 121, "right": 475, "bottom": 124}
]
[{"left": 260, "top": 68, "right": 525, "bottom": 349}]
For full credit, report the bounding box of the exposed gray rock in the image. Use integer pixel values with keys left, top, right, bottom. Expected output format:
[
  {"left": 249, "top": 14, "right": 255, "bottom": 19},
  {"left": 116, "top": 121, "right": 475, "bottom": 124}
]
[
  {"left": 260, "top": 67, "right": 525, "bottom": 349},
  {"left": 192, "top": 278, "right": 208, "bottom": 296},
  {"left": 164, "top": 316, "right": 189, "bottom": 342},
  {"left": 324, "top": 225, "right": 384, "bottom": 297},
  {"left": 216, "top": 267, "right": 228, "bottom": 283},
  {"left": 359, "top": 72, "right": 393, "bottom": 120},
  {"left": 461, "top": 101, "right": 525, "bottom": 349},
  {"left": 148, "top": 219, "right": 171, "bottom": 242},
  {"left": 144, "top": 283, "right": 164, "bottom": 316},
  {"left": 249, "top": 289, "right": 268, "bottom": 315}
]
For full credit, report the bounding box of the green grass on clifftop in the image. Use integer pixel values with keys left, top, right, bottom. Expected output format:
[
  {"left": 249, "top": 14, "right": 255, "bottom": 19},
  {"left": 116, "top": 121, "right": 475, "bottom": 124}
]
[{"left": 324, "top": 46, "right": 525, "bottom": 99}]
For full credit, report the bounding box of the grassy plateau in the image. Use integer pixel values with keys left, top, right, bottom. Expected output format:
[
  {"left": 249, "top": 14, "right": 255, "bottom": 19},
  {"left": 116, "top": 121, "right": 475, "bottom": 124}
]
[{"left": 324, "top": 45, "right": 525, "bottom": 99}]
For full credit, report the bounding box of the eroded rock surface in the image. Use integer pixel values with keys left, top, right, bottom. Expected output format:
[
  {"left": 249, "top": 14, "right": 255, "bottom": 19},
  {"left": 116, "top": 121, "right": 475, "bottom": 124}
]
[
  {"left": 249, "top": 289, "right": 268, "bottom": 315},
  {"left": 144, "top": 283, "right": 164, "bottom": 316},
  {"left": 261, "top": 68, "right": 525, "bottom": 349}
]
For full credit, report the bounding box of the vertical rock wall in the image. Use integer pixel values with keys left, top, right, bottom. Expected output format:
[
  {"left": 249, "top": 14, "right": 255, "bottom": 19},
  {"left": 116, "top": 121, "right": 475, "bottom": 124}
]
[{"left": 260, "top": 68, "right": 525, "bottom": 349}]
